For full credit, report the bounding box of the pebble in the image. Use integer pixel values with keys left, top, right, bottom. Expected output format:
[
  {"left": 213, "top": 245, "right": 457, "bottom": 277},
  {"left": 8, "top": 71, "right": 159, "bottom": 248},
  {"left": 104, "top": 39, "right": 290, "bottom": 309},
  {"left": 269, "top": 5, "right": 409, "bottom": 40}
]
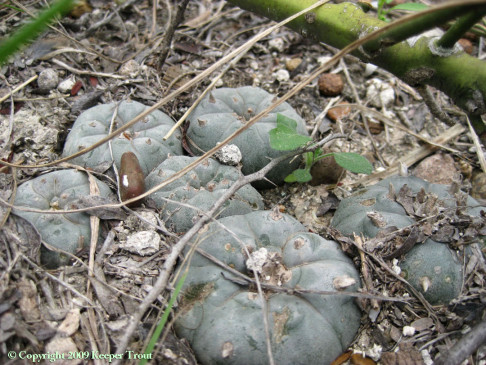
[
  {"left": 458, "top": 38, "right": 473, "bottom": 54},
  {"left": 37, "top": 68, "right": 59, "bottom": 91},
  {"left": 118, "top": 59, "right": 140, "bottom": 78},
  {"left": 274, "top": 69, "right": 290, "bottom": 83},
  {"left": 327, "top": 102, "right": 351, "bottom": 121},
  {"left": 58, "top": 75, "right": 76, "bottom": 93},
  {"left": 366, "top": 78, "right": 395, "bottom": 108},
  {"left": 318, "top": 73, "right": 344, "bottom": 96},
  {"left": 317, "top": 56, "right": 333, "bottom": 66},
  {"left": 471, "top": 172, "right": 486, "bottom": 200},
  {"left": 285, "top": 57, "right": 302, "bottom": 72},
  {"left": 364, "top": 63, "right": 378, "bottom": 77},
  {"left": 268, "top": 37, "right": 285, "bottom": 52},
  {"left": 120, "top": 231, "right": 160, "bottom": 256},
  {"left": 214, "top": 144, "right": 242, "bottom": 166},
  {"left": 413, "top": 153, "right": 458, "bottom": 185}
]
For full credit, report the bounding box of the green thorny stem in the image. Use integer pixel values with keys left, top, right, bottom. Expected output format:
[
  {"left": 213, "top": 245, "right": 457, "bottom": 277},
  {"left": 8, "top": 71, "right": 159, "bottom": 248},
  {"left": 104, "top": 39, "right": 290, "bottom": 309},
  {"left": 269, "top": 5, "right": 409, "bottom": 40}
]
[{"left": 226, "top": 0, "right": 486, "bottom": 139}]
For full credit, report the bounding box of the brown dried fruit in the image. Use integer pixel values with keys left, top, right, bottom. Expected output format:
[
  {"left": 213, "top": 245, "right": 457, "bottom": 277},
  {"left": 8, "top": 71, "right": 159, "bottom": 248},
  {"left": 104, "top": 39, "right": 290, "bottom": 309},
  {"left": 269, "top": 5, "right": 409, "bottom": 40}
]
[
  {"left": 119, "top": 152, "right": 145, "bottom": 207},
  {"left": 318, "top": 73, "right": 344, "bottom": 96}
]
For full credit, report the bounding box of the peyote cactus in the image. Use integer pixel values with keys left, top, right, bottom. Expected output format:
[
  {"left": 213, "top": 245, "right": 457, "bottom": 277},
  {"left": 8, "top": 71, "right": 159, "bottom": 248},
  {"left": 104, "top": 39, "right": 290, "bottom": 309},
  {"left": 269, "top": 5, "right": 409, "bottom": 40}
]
[
  {"left": 145, "top": 156, "right": 264, "bottom": 233},
  {"left": 13, "top": 169, "right": 115, "bottom": 268},
  {"left": 186, "top": 86, "right": 308, "bottom": 187},
  {"left": 62, "top": 100, "right": 182, "bottom": 175},
  {"left": 174, "top": 210, "right": 361, "bottom": 365},
  {"left": 331, "top": 175, "right": 485, "bottom": 304}
]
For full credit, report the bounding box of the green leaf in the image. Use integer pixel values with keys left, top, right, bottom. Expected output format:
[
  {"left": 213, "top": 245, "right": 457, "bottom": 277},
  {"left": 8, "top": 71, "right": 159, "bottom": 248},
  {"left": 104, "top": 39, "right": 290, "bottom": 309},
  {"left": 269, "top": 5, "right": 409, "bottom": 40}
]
[
  {"left": 391, "top": 3, "right": 428, "bottom": 12},
  {"left": 284, "top": 168, "right": 312, "bottom": 183},
  {"left": 269, "top": 114, "right": 312, "bottom": 151},
  {"left": 333, "top": 152, "right": 372, "bottom": 174}
]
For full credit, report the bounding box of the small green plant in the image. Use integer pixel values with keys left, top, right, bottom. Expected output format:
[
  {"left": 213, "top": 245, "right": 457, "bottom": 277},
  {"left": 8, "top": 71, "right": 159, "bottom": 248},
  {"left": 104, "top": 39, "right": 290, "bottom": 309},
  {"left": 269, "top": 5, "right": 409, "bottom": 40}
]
[
  {"left": 269, "top": 114, "right": 372, "bottom": 183},
  {"left": 139, "top": 272, "right": 187, "bottom": 365},
  {"left": 377, "top": 0, "right": 428, "bottom": 22}
]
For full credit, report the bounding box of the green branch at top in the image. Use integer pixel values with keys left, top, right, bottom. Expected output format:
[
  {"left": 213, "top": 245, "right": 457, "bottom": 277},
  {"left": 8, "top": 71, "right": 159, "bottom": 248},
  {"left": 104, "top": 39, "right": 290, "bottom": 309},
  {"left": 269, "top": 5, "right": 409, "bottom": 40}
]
[
  {"left": 436, "top": 10, "right": 486, "bottom": 49},
  {"left": 226, "top": 0, "right": 486, "bottom": 138},
  {"left": 0, "top": 0, "right": 75, "bottom": 65}
]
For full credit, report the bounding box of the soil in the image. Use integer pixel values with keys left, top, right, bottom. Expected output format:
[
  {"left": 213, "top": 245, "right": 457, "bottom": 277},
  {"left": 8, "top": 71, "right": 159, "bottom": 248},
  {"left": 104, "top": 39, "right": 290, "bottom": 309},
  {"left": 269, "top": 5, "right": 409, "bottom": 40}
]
[{"left": 0, "top": 1, "right": 485, "bottom": 364}]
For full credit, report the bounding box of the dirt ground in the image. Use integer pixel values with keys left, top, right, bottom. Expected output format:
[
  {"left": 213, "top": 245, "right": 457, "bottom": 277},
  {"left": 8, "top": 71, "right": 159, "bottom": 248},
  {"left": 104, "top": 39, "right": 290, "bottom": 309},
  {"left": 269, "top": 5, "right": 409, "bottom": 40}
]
[{"left": 0, "top": 1, "right": 485, "bottom": 364}]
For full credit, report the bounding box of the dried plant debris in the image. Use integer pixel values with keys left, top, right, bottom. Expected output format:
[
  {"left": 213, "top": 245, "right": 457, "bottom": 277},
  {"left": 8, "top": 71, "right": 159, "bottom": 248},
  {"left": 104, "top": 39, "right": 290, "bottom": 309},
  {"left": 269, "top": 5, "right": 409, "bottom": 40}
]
[{"left": 391, "top": 184, "right": 486, "bottom": 248}]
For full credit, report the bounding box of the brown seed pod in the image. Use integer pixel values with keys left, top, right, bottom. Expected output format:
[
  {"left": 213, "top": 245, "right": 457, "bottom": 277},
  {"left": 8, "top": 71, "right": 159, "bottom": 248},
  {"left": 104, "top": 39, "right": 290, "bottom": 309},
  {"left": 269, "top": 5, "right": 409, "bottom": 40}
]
[{"left": 119, "top": 152, "right": 145, "bottom": 207}]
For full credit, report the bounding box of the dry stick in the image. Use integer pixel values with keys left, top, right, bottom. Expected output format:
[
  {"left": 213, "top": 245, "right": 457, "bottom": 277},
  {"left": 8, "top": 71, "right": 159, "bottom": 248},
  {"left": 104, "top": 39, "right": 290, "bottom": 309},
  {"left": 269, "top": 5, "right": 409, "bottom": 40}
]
[
  {"left": 354, "top": 234, "right": 380, "bottom": 310},
  {"left": 21, "top": 255, "right": 95, "bottom": 307},
  {"left": 434, "top": 316, "right": 486, "bottom": 365},
  {"left": 340, "top": 59, "right": 387, "bottom": 167},
  {"left": 416, "top": 84, "right": 456, "bottom": 127},
  {"left": 465, "top": 114, "right": 486, "bottom": 173},
  {"left": 0, "top": 75, "right": 38, "bottom": 104},
  {"left": 310, "top": 96, "right": 340, "bottom": 138},
  {"left": 157, "top": 0, "right": 190, "bottom": 69},
  {"left": 149, "top": 0, "right": 159, "bottom": 39},
  {"left": 51, "top": 58, "right": 126, "bottom": 79}
]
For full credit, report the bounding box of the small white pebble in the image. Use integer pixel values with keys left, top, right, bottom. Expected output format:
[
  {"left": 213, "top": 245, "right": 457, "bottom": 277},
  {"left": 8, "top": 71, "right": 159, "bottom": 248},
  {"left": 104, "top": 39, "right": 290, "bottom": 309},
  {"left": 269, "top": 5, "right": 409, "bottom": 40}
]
[
  {"left": 274, "top": 69, "right": 290, "bottom": 83},
  {"left": 268, "top": 37, "right": 285, "bottom": 52},
  {"left": 317, "top": 56, "right": 333, "bottom": 66},
  {"left": 119, "top": 59, "right": 140, "bottom": 78},
  {"left": 421, "top": 349, "right": 434, "bottom": 365},
  {"left": 58, "top": 75, "right": 76, "bottom": 93},
  {"left": 214, "top": 144, "right": 242, "bottom": 166},
  {"left": 364, "top": 63, "right": 378, "bottom": 77},
  {"left": 246, "top": 248, "right": 268, "bottom": 273},
  {"left": 392, "top": 259, "right": 401, "bottom": 275},
  {"left": 403, "top": 326, "right": 416, "bottom": 336}
]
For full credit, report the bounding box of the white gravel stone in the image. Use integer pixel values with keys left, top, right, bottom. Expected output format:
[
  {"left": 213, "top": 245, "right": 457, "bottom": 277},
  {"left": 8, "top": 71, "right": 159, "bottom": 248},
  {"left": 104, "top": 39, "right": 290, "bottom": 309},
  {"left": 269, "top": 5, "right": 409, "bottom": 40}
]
[
  {"left": 58, "top": 75, "right": 76, "bottom": 93},
  {"left": 120, "top": 231, "right": 160, "bottom": 256},
  {"left": 273, "top": 69, "right": 290, "bottom": 83},
  {"left": 214, "top": 144, "right": 242, "bottom": 166}
]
